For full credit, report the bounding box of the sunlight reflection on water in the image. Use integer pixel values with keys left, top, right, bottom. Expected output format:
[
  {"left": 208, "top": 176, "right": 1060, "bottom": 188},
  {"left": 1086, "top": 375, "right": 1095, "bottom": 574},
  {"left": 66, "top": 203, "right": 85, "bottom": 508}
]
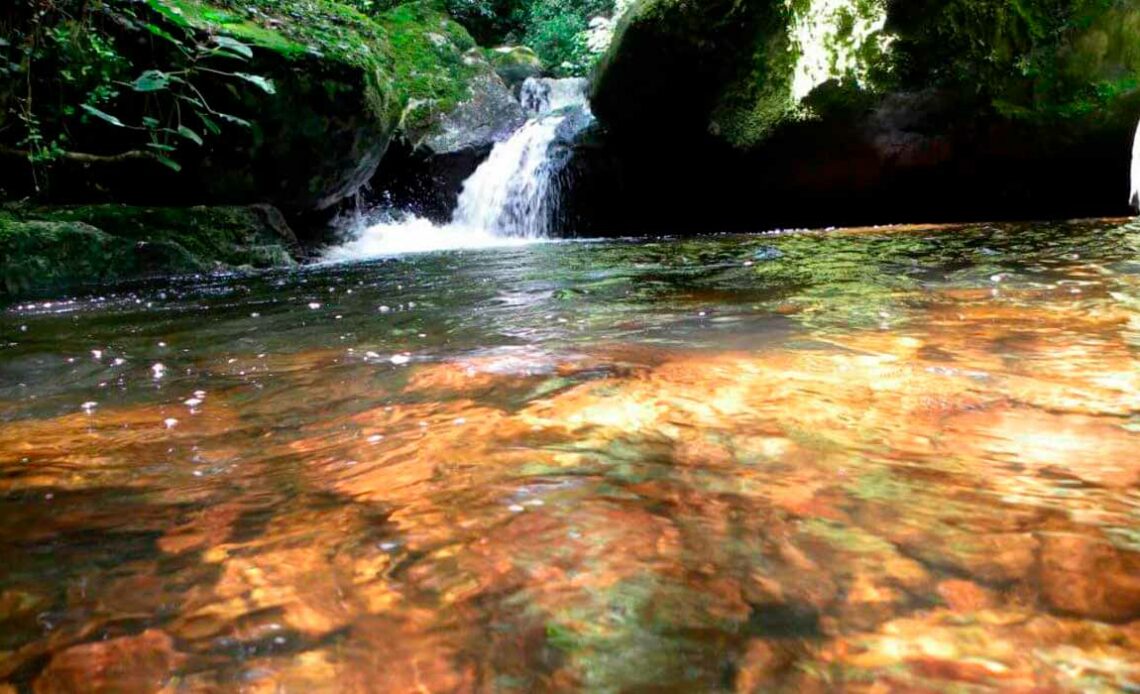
[{"left": 1, "top": 219, "right": 1139, "bottom": 691}]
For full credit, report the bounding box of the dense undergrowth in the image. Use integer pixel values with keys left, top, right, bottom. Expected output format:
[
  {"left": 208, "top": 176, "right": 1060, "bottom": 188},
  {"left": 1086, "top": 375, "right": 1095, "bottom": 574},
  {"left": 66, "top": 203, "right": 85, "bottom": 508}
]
[{"left": 0, "top": 0, "right": 624, "bottom": 197}]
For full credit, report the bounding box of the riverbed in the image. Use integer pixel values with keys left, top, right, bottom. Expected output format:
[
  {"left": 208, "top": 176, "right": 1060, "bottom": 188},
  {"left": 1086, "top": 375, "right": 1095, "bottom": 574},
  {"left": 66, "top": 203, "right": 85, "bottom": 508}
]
[{"left": 2, "top": 219, "right": 1139, "bottom": 690}]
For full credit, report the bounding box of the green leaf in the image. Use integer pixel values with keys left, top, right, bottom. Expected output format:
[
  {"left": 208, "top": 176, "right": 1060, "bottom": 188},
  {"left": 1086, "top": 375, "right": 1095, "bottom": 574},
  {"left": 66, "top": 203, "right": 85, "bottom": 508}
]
[
  {"left": 214, "top": 36, "right": 253, "bottom": 59},
  {"left": 142, "top": 116, "right": 160, "bottom": 128},
  {"left": 215, "top": 112, "right": 252, "bottom": 128},
  {"left": 80, "top": 104, "right": 125, "bottom": 127},
  {"left": 176, "top": 125, "right": 203, "bottom": 145},
  {"left": 0, "top": 38, "right": 10, "bottom": 48},
  {"left": 233, "top": 72, "right": 276, "bottom": 95},
  {"left": 132, "top": 70, "right": 170, "bottom": 92},
  {"left": 175, "top": 94, "right": 206, "bottom": 108},
  {"left": 146, "top": 142, "right": 177, "bottom": 152},
  {"left": 155, "top": 155, "right": 182, "bottom": 172},
  {"left": 145, "top": 0, "right": 191, "bottom": 28},
  {"left": 145, "top": 23, "right": 181, "bottom": 46},
  {"left": 199, "top": 114, "right": 222, "bottom": 136}
]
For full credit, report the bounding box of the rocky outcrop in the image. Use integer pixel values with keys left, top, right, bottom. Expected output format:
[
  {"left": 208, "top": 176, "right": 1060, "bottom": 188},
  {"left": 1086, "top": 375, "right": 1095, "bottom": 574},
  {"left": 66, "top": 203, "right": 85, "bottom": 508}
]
[
  {"left": 0, "top": 205, "right": 299, "bottom": 297},
  {"left": 487, "top": 46, "right": 545, "bottom": 92},
  {"left": 579, "top": 0, "right": 1140, "bottom": 232},
  {"left": 407, "top": 69, "right": 526, "bottom": 156},
  {"left": 371, "top": 36, "right": 532, "bottom": 222},
  {"left": 1, "top": 0, "right": 524, "bottom": 218},
  {"left": 0, "top": 0, "right": 408, "bottom": 214}
]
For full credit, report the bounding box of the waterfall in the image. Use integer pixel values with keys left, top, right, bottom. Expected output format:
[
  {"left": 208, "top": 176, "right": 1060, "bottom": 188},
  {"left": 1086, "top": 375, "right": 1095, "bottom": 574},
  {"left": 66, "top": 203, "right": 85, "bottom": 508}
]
[
  {"left": 451, "top": 116, "right": 566, "bottom": 238},
  {"left": 323, "top": 78, "right": 592, "bottom": 261},
  {"left": 1131, "top": 118, "right": 1139, "bottom": 213},
  {"left": 520, "top": 78, "right": 589, "bottom": 116}
]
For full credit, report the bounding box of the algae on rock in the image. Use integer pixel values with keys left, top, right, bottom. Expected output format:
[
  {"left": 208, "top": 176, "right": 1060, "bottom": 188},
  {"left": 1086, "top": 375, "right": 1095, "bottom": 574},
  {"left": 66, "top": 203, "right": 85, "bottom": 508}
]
[
  {"left": 591, "top": 0, "right": 893, "bottom": 149},
  {"left": 0, "top": 205, "right": 299, "bottom": 297},
  {"left": 592, "top": 0, "right": 1139, "bottom": 150}
]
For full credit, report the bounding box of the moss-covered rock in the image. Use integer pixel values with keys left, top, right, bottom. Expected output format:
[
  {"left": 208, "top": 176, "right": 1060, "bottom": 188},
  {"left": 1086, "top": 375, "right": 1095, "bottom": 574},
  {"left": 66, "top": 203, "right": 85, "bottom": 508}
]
[
  {"left": 138, "top": 0, "right": 404, "bottom": 212},
  {"left": 887, "top": 0, "right": 1140, "bottom": 124},
  {"left": 0, "top": 205, "right": 298, "bottom": 297},
  {"left": 488, "top": 46, "right": 545, "bottom": 91},
  {"left": 593, "top": 0, "right": 1139, "bottom": 150},
  {"left": 366, "top": 7, "right": 531, "bottom": 220},
  {"left": 591, "top": 0, "right": 893, "bottom": 149},
  {"left": 579, "top": 0, "right": 1140, "bottom": 229},
  {"left": 1, "top": 0, "right": 512, "bottom": 214},
  {"left": 383, "top": 4, "right": 524, "bottom": 156}
]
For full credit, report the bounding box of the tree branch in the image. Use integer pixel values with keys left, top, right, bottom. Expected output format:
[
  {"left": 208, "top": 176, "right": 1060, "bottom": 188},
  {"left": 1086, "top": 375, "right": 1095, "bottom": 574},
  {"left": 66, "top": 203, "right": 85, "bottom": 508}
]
[{"left": 0, "top": 145, "right": 159, "bottom": 164}]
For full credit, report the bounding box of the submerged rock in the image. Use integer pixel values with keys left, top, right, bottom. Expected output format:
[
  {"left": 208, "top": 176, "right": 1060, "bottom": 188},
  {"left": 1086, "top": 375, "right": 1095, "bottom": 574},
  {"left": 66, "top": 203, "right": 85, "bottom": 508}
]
[
  {"left": 1038, "top": 534, "right": 1140, "bottom": 623},
  {"left": 0, "top": 205, "right": 299, "bottom": 297},
  {"left": 34, "top": 629, "right": 182, "bottom": 694}
]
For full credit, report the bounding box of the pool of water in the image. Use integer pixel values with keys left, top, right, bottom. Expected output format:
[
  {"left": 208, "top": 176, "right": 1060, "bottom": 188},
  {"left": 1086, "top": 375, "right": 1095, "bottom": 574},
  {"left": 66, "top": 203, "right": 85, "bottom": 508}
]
[{"left": 2, "top": 219, "right": 1140, "bottom": 691}]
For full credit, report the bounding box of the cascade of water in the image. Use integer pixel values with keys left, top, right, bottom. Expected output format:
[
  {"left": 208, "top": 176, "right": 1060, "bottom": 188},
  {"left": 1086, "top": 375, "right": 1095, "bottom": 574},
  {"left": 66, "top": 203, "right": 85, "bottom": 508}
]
[
  {"left": 1131, "top": 118, "right": 1139, "bottom": 212},
  {"left": 323, "top": 78, "right": 592, "bottom": 261},
  {"left": 519, "top": 77, "right": 590, "bottom": 117},
  {"left": 450, "top": 116, "right": 567, "bottom": 238}
]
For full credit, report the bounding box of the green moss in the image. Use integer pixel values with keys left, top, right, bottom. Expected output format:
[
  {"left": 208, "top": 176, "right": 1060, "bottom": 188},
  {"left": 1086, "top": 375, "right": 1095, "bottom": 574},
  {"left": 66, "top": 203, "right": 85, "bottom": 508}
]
[
  {"left": 147, "top": 0, "right": 398, "bottom": 121},
  {"left": 145, "top": 0, "right": 308, "bottom": 55},
  {"left": 709, "top": 12, "right": 798, "bottom": 149},
  {"left": 594, "top": 0, "right": 895, "bottom": 149},
  {"left": 596, "top": 0, "right": 1138, "bottom": 152},
  {"left": 378, "top": 1, "right": 481, "bottom": 117},
  {"left": 0, "top": 205, "right": 298, "bottom": 297},
  {"left": 0, "top": 213, "right": 199, "bottom": 297},
  {"left": 487, "top": 45, "right": 543, "bottom": 86},
  {"left": 891, "top": 0, "right": 1140, "bottom": 123},
  {"left": 146, "top": 0, "right": 495, "bottom": 118},
  {"left": 34, "top": 205, "right": 295, "bottom": 267}
]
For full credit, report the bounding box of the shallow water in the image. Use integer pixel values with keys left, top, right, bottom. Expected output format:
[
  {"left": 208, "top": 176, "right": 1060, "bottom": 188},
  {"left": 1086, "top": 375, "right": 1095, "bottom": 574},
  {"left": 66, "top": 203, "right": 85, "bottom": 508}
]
[{"left": 2, "top": 219, "right": 1140, "bottom": 691}]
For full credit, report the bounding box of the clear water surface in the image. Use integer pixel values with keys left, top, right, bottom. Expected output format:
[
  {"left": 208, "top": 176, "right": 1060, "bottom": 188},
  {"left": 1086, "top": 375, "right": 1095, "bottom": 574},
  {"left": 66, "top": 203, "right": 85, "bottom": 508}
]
[{"left": 2, "top": 219, "right": 1139, "bottom": 691}]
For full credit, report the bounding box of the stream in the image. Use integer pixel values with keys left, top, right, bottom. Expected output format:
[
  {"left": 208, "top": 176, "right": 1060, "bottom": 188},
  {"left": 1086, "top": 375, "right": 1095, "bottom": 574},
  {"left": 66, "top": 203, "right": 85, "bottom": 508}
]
[{"left": 2, "top": 218, "right": 1140, "bottom": 690}]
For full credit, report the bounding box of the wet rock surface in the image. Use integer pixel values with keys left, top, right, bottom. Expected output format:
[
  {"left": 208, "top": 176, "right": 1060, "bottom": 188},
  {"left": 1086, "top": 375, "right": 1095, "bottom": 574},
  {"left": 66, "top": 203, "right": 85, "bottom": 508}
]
[{"left": 0, "top": 204, "right": 300, "bottom": 298}]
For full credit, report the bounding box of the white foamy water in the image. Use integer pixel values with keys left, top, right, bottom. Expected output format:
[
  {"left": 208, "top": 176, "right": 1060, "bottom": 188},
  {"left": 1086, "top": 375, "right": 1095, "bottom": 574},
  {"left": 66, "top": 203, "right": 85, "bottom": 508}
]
[
  {"left": 520, "top": 77, "right": 589, "bottom": 117},
  {"left": 451, "top": 115, "right": 568, "bottom": 238},
  {"left": 319, "top": 216, "right": 538, "bottom": 262},
  {"left": 324, "top": 78, "right": 592, "bottom": 262}
]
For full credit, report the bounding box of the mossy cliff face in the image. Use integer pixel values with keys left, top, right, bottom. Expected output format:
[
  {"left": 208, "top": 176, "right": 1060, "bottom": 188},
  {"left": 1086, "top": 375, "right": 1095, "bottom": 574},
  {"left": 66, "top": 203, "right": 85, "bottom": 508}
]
[
  {"left": 593, "top": 0, "right": 1138, "bottom": 148},
  {"left": 385, "top": 3, "right": 525, "bottom": 155},
  {"left": 0, "top": 205, "right": 299, "bottom": 297},
  {"left": 580, "top": 0, "right": 1140, "bottom": 230},
  {"left": 157, "top": 0, "right": 514, "bottom": 207},
  {"left": 590, "top": 0, "right": 892, "bottom": 148}
]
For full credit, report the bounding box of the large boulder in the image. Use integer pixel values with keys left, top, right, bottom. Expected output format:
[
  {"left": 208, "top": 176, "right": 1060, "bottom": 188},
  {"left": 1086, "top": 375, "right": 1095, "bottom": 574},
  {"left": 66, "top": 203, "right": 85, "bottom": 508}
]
[
  {"left": 0, "top": 0, "right": 406, "bottom": 214},
  {"left": 0, "top": 204, "right": 299, "bottom": 297},
  {"left": 581, "top": 0, "right": 1140, "bottom": 231},
  {"left": 1, "top": 0, "right": 525, "bottom": 217},
  {"left": 488, "top": 46, "right": 545, "bottom": 92},
  {"left": 370, "top": 16, "right": 530, "bottom": 222},
  {"left": 405, "top": 66, "right": 526, "bottom": 156}
]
